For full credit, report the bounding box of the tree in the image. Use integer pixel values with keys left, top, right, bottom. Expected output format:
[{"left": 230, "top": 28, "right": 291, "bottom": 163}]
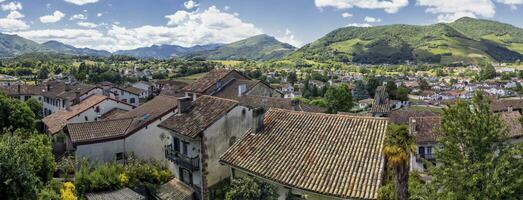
[
  {"left": 366, "top": 75, "right": 381, "bottom": 97},
  {"left": 352, "top": 80, "right": 369, "bottom": 101},
  {"left": 418, "top": 79, "right": 430, "bottom": 90},
  {"left": 383, "top": 124, "right": 415, "bottom": 200},
  {"left": 287, "top": 72, "right": 297, "bottom": 85},
  {"left": 0, "top": 93, "right": 36, "bottom": 131},
  {"left": 324, "top": 84, "right": 353, "bottom": 113},
  {"left": 429, "top": 93, "right": 523, "bottom": 199},
  {"left": 479, "top": 63, "right": 496, "bottom": 80},
  {"left": 26, "top": 97, "right": 43, "bottom": 119},
  {"left": 0, "top": 132, "right": 57, "bottom": 199},
  {"left": 395, "top": 87, "right": 410, "bottom": 102},
  {"left": 385, "top": 81, "right": 398, "bottom": 100},
  {"left": 225, "top": 176, "right": 278, "bottom": 200}
]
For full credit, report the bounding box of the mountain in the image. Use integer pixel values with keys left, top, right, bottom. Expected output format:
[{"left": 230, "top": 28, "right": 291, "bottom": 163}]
[
  {"left": 0, "top": 33, "right": 48, "bottom": 57},
  {"left": 42, "top": 40, "right": 111, "bottom": 57},
  {"left": 291, "top": 17, "right": 523, "bottom": 64},
  {"left": 114, "top": 44, "right": 223, "bottom": 59},
  {"left": 188, "top": 34, "right": 297, "bottom": 61}
]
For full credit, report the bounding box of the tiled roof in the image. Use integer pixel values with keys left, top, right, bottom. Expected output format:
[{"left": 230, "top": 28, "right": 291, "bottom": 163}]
[
  {"left": 182, "top": 69, "right": 233, "bottom": 93},
  {"left": 118, "top": 86, "right": 146, "bottom": 95},
  {"left": 220, "top": 109, "right": 388, "bottom": 199},
  {"left": 160, "top": 81, "right": 189, "bottom": 97},
  {"left": 67, "top": 95, "right": 178, "bottom": 144},
  {"left": 212, "top": 79, "right": 259, "bottom": 99},
  {"left": 101, "top": 108, "right": 129, "bottom": 120},
  {"left": 410, "top": 117, "right": 441, "bottom": 144},
  {"left": 490, "top": 99, "right": 523, "bottom": 112},
  {"left": 86, "top": 187, "right": 145, "bottom": 200},
  {"left": 0, "top": 81, "right": 98, "bottom": 100},
  {"left": 0, "top": 84, "right": 45, "bottom": 96},
  {"left": 158, "top": 95, "right": 238, "bottom": 138},
  {"left": 237, "top": 95, "right": 326, "bottom": 113},
  {"left": 155, "top": 178, "right": 194, "bottom": 200},
  {"left": 499, "top": 111, "right": 523, "bottom": 138},
  {"left": 43, "top": 95, "right": 110, "bottom": 134},
  {"left": 388, "top": 110, "right": 438, "bottom": 125}
]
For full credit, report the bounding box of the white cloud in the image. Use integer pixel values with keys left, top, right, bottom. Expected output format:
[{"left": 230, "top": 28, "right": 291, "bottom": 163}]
[
  {"left": 40, "top": 10, "right": 65, "bottom": 23},
  {"left": 70, "top": 14, "right": 87, "bottom": 20},
  {"left": 64, "top": 0, "right": 98, "bottom": 6},
  {"left": 97, "top": 13, "right": 102, "bottom": 17},
  {"left": 341, "top": 12, "right": 352, "bottom": 18},
  {"left": 77, "top": 21, "right": 97, "bottom": 28},
  {"left": 224, "top": 5, "right": 230, "bottom": 10},
  {"left": 0, "top": 18, "right": 29, "bottom": 31},
  {"left": 497, "top": 0, "right": 523, "bottom": 9},
  {"left": 347, "top": 23, "right": 372, "bottom": 27},
  {"left": 183, "top": 0, "right": 199, "bottom": 9},
  {"left": 314, "top": 0, "right": 408, "bottom": 13},
  {"left": 7, "top": 10, "right": 24, "bottom": 19},
  {"left": 416, "top": 0, "right": 495, "bottom": 22},
  {"left": 276, "top": 28, "right": 303, "bottom": 47},
  {"left": 14, "top": 6, "right": 262, "bottom": 52},
  {"left": 1, "top": 1, "right": 22, "bottom": 11},
  {"left": 364, "top": 16, "right": 381, "bottom": 23}
]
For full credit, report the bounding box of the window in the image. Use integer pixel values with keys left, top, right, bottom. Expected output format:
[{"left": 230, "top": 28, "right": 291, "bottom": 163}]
[
  {"left": 182, "top": 141, "right": 189, "bottom": 156},
  {"left": 130, "top": 98, "right": 136, "bottom": 104},
  {"left": 426, "top": 146, "right": 432, "bottom": 155},
  {"left": 95, "top": 106, "right": 100, "bottom": 113},
  {"left": 179, "top": 168, "right": 193, "bottom": 185},
  {"left": 173, "top": 137, "right": 180, "bottom": 152},
  {"left": 418, "top": 146, "right": 425, "bottom": 156},
  {"left": 84, "top": 116, "right": 88, "bottom": 121},
  {"left": 116, "top": 152, "right": 124, "bottom": 161}
]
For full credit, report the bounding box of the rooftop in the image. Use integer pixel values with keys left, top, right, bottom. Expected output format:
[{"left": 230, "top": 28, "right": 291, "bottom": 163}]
[
  {"left": 220, "top": 108, "right": 388, "bottom": 199},
  {"left": 181, "top": 69, "right": 236, "bottom": 93}
]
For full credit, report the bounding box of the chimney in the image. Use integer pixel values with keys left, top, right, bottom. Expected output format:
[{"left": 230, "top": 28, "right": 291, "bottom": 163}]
[
  {"left": 74, "top": 91, "right": 81, "bottom": 104},
  {"left": 508, "top": 105, "right": 513, "bottom": 112},
  {"left": 409, "top": 118, "right": 417, "bottom": 135},
  {"left": 17, "top": 84, "right": 21, "bottom": 94},
  {"left": 65, "top": 100, "right": 72, "bottom": 111},
  {"left": 65, "top": 83, "right": 71, "bottom": 92},
  {"left": 46, "top": 84, "right": 51, "bottom": 92},
  {"left": 238, "top": 84, "right": 247, "bottom": 96},
  {"left": 290, "top": 99, "right": 301, "bottom": 111},
  {"left": 252, "top": 107, "right": 265, "bottom": 133},
  {"left": 177, "top": 97, "right": 192, "bottom": 114}
]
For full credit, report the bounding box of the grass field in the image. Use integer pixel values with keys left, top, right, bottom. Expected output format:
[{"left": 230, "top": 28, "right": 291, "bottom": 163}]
[{"left": 175, "top": 72, "right": 208, "bottom": 84}]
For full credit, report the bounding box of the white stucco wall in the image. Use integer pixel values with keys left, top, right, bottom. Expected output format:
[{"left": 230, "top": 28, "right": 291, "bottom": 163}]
[
  {"left": 67, "top": 99, "right": 134, "bottom": 124},
  {"left": 110, "top": 88, "right": 140, "bottom": 106}
]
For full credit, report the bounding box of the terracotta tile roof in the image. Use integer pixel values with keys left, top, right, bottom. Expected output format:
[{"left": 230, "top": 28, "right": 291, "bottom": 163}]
[
  {"left": 155, "top": 178, "right": 194, "bottom": 200},
  {"left": 212, "top": 79, "right": 260, "bottom": 99},
  {"left": 160, "top": 81, "right": 189, "bottom": 97},
  {"left": 86, "top": 187, "right": 145, "bottom": 200},
  {"left": 0, "top": 84, "right": 45, "bottom": 96},
  {"left": 101, "top": 108, "right": 129, "bottom": 120},
  {"left": 410, "top": 117, "right": 441, "bottom": 144},
  {"left": 499, "top": 111, "right": 523, "bottom": 138},
  {"left": 67, "top": 95, "right": 178, "bottom": 144},
  {"left": 388, "top": 110, "right": 438, "bottom": 125},
  {"left": 237, "top": 95, "right": 326, "bottom": 113},
  {"left": 158, "top": 95, "right": 239, "bottom": 138},
  {"left": 118, "top": 86, "right": 146, "bottom": 95},
  {"left": 220, "top": 109, "right": 388, "bottom": 199},
  {"left": 43, "top": 95, "right": 111, "bottom": 134},
  {"left": 490, "top": 99, "right": 523, "bottom": 112},
  {"left": 182, "top": 69, "right": 234, "bottom": 93}
]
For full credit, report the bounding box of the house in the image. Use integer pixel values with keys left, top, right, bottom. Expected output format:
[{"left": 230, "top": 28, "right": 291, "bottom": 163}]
[
  {"left": 158, "top": 95, "right": 253, "bottom": 199},
  {"left": 388, "top": 110, "right": 438, "bottom": 125},
  {"left": 237, "top": 95, "right": 326, "bottom": 113},
  {"left": 371, "top": 86, "right": 391, "bottom": 117},
  {"left": 156, "top": 80, "right": 189, "bottom": 97},
  {"left": 220, "top": 109, "right": 389, "bottom": 200},
  {"left": 182, "top": 69, "right": 282, "bottom": 100},
  {"left": 132, "top": 81, "right": 155, "bottom": 97},
  {"left": 42, "top": 95, "right": 134, "bottom": 136},
  {"left": 66, "top": 95, "right": 178, "bottom": 164},
  {"left": 110, "top": 86, "right": 146, "bottom": 106}
]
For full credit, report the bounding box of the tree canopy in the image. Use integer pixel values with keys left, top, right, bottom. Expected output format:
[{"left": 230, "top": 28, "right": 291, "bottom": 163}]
[{"left": 324, "top": 84, "right": 353, "bottom": 113}]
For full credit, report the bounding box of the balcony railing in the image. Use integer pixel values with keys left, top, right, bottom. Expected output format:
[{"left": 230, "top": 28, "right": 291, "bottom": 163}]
[{"left": 165, "top": 144, "right": 200, "bottom": 171}]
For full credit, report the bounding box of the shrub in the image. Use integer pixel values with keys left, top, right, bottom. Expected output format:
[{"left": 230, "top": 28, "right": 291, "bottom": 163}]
[{"left": 60, "top": 182, "right": 77, "bottom": 200}]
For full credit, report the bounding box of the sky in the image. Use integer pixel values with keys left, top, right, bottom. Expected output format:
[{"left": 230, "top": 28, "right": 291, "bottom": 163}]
[{"left": 1, "top": 0, "right": 522, "bottom": 52}]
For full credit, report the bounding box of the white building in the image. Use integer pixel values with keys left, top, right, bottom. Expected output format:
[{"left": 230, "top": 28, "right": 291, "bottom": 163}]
[{"left": 110, "top": 86, "right": 145, "bottom": 106}]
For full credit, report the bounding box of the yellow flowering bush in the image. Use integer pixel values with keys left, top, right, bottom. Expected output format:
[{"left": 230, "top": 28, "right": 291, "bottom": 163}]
[{"left": 60, "top": 182, "right": 77, "bottom": 200}]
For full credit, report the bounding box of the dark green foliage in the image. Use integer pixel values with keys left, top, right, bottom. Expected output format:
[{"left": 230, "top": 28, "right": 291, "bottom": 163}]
[
  {"left": 479, "top": 62, "right": 496, "bottom": 80},
  {"left": 26, "top": 97, "right": 43, "bottom": 119},
  {"left": 418, "top": 79, "right": 430, "bottom": 90},
  {"left": 324, "top": 84, "right": 353, "bottom": 113},
  {"left": 287, "top": 72, "right": 297, "bottom": 84},
  {"left": 352, "top": 80, "right": 369, "bottom": 101},
  {"left": 0, "top": 132, "right": 57, "bottom": 200},
  {"left": 0, "top": 93, "right": 36, "bottom": 131},
  {"left": 365, "top": 75, "right": 382, "bottom": 98},
  {"left": 429, "top": 93, "right": 523, "bottom": 199},
  {"left": 395, "top": 87, "right": 410, "bottom": 102},
  {"left": 225, "top": 176, "right": 278, "bottom": 200}
]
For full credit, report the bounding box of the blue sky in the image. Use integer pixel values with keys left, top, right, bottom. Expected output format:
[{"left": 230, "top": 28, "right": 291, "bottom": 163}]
[{"left": 1, "top": 0, "right": 522, "bottom": 52}]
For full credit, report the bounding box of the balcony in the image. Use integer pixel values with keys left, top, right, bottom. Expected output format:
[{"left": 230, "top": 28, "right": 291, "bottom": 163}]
[{"left": 165, "top": 144, "right": 200, "bottom": 171}]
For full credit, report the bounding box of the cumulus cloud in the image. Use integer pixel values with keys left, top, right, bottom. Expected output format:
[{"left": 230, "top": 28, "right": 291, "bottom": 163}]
[
  {"left": 97, "top": 13, "right": 102, "bottom": 17},
  {"left": 70, "top": 14, "right": 87, "bottom": 20},
  {"left": 347, "top": 23, "right": 373, "bottom": 27},
  {"left": 40, "top": 10, "right": 65, "bottom": 23},
  {"left": 64, "top": 0, "right": 98, "bottom": 6},
  {"left": 77, "top": 21, "right": 97, "bottom": 28},
  {"left": 416, "top": 0, "right": 495, "bottom": 22},
  {"left": 1, "top": 1, "right": 22, "bottom": 11},
  {"left": 364, "top": 16, "right": 381, "bottom": 23},
  {"left": 0, "top": 18, "right": 29, "bottom": 31},
  {"left": 341, "top": 12, "right": 353, "bottom": 18},
  {"left": 497, "top": 0, "right": 523, "bottom": 9},
  {"left": 184, "top": 0, "right": 199, "bottom": 9},
  {"left": 7, "top": 10, "right": 23, "bottom": 19},
  {"left": 13, "top": 6, "right": 262, "bottom": 52},
  {"left": 314, "top": 0, "right": 408, "bottom": 13},
  {"left": 276, "top": 28, "right": 303, "bottom": 47}
]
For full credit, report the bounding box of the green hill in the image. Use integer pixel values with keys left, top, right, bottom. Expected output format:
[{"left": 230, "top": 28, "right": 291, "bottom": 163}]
[
  {"left": 0, "top": 33, "right": 47, "bottom": 57},
  {"left": 290, "top": 17, "right": 523, "bottom": 64},
  {"left": 189, "top": 34, "right": 297, "bottom": 61}
]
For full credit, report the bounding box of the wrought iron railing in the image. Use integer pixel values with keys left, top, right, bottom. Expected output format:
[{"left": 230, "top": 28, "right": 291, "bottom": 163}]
[{"left": 165, "top": 144, "right": 200, "bottom": 171}]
